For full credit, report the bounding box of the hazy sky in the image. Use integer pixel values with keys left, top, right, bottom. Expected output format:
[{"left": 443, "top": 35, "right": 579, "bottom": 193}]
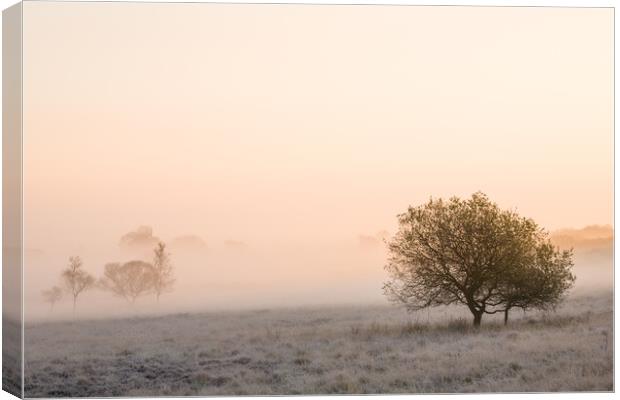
[{"left": 21, "top": 4, "right": 613, "bottom": 317}]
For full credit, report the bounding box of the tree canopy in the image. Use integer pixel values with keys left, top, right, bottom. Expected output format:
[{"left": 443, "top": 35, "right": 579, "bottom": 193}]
[
  {"left": 383, "top": 192, "right": 575, "bottom": 326},
  {"left": 100, "top": 260, "right": 156, "bottom": 303}
]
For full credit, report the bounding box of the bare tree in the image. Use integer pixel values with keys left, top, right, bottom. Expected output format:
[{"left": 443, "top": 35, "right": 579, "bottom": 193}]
[
  {"left": 384, "top": 192, "right": 575, "bottom": 327},
  {"left": 41, "top": 286, "right": 63, "bottom": 311},
  {"left": 99, "top": 261, "right": 155, "bottom": 303},
  {"left": 61, "top": 256, "right": 96, "bottom": 315},
  {"left": 152, "top": 242, "right": 175, "bottom": 302}
]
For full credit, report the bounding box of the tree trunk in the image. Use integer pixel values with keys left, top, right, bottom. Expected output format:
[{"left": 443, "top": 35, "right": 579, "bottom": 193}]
[
  {"left": 72, "top": 296, "right": 77, "bottom": 318},
  {"left": 504, "top": 309, "right": 509, "bottom": 326},
  {"left": 473, "top": 311, "right": 482, "bottom": 327}
]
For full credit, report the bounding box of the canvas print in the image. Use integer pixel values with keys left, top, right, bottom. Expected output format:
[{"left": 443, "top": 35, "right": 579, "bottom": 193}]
[{"left": 2, "top": 2, "right": 614, "bottom": 397}]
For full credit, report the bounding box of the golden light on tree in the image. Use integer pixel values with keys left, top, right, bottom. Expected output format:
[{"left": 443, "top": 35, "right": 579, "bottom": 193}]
[{"left": 384, "top": 192, "right": 575, "bottom": 327}]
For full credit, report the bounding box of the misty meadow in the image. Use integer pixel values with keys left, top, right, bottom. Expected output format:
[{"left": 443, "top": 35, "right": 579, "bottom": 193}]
[
  {"left": 23, "top": 292, "right": 613, "bottom": 396},
  {"left": 8, "top": 3, "right": 613, "bottom": 398},
  {"left": 18, "top": 194, "right": 614, "bottom": 396}
]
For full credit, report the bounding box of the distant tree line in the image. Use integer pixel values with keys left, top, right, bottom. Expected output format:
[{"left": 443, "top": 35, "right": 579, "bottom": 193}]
[
  {"left": 42, "top": 242, "right": 175, "bottom": 314},
  {"left": 44, "top": 193, "right": 575, "bottom": 328}
]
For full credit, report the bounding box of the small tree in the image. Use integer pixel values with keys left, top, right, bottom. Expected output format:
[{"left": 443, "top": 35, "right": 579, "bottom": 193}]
[
  {"left": 61, "top": 256, "right": 96, "bottom": 315},
  {"left": 41, "top": 286, "right": 63, "bottom": 311},
  {"left": 99, "top": 261, "right": 155, "bottom": 303},
  {"left": 152, "top": 242, "right": 175, "bottom": 302},
  {"left": 498, "top": 242, "right": 575, "bottom": 325},
  {"left": 384, "top": 192, "right": 575, "bottom": 327}
]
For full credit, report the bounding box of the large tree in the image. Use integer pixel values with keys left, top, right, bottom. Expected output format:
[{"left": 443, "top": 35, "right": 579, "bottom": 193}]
[
  {"left": 383, "top": 192, "right": 575, "bottom": 327},
  {"left": 61, "top": 256, "right": 96, "bottom": 314},
  {"left": 99, "top": 261, "right": 155, "bottom": 303}
]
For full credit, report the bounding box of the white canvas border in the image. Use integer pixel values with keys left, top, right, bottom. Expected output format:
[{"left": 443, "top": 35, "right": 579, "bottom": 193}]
[{"left": 0, "top": 1, "right": 615, "bottom": 400}]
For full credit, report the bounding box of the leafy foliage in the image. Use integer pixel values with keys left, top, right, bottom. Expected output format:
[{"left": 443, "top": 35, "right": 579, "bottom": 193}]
[{"left": 384, "top": 192, "right": 575, "bottom": 326}]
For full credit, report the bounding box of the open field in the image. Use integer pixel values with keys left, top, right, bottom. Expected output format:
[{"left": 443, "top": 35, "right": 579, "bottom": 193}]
[
  {"left": 24, "top": 290, "right": 612, "bottom": 397},
  {"left": 3, "top": 318, "right": 22, "bottom": 397}
]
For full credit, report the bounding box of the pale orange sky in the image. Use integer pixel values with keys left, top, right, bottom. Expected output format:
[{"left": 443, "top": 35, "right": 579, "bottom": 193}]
[{"left": 20, "top": 4, "right": 613, "bottom": 317}]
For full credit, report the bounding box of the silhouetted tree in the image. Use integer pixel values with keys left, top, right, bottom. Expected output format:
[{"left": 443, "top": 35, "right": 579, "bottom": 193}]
[
  {"left": 152, "top": 242, "right": 174, "bottom": 302},
  {"left": 384, "top": 192, "right": 575, "bottom": 327},
  {"left": 99, "top": 261, "right": 155, "bottom": 303},
  {"left": 41, "top": 286, "right": 63, "bottom": 311},
  {"left": 61, "top": 256, "right": 96, "bottom": 315},
  {"left": 498, "top": 243, "right": 574, "bottom": 325},
  {"left": 119, "top": 226, "right": 161, "bottom": 254}
]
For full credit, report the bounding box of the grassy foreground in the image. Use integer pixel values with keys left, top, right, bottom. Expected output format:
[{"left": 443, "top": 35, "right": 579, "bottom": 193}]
[{"left": 24, "top": 291, "right": 612, "bottom": 397}]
